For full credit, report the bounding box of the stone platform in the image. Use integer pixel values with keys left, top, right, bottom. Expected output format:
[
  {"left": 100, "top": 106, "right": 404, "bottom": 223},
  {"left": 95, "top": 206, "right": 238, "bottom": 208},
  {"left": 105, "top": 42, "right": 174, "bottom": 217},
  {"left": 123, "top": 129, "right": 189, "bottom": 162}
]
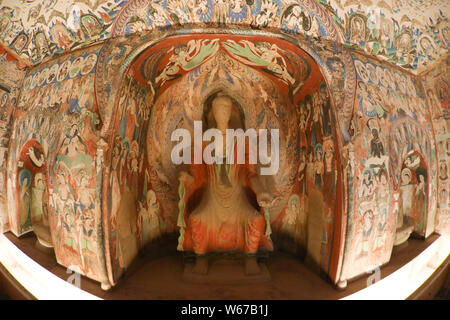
[{"left": 183, "top": 258, "right": 271, "bottom": 285}]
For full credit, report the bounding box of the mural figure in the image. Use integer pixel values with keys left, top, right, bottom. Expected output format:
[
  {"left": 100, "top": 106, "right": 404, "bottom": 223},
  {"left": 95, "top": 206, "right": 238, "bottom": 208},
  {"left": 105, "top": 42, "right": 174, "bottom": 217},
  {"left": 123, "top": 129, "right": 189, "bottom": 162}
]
[
  {"left": 357, "top": 209, "right": 373, "bottom": 258},
  {"left": 395, "top": 167, "right": 414, "bottom": 245},
  {"left": 31, "top": 171, "right": 52, "bottom": 247},
  {"left": 349, "top": 15, "right": 366, "bottom": 46},
  {"left": 19, "top": 169, "right": 32, "bottom": 232}
]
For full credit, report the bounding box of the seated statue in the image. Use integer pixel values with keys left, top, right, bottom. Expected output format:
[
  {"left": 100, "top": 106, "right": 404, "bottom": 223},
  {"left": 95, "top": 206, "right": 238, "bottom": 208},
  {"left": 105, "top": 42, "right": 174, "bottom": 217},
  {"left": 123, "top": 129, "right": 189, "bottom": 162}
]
[{"left": 177, "top": 94, "right": 276, "bottom": 276}]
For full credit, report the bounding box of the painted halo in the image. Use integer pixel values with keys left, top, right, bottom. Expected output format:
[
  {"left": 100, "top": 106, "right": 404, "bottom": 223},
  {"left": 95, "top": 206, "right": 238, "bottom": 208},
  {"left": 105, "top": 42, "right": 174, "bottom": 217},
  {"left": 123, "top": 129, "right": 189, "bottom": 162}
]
[
  {"left": 69, "top": 56, "right": 84, "bottom": 78},
  {"left": 366, "top": 63, "right": 378, "bottom": 84},
  {"left": 81, "top": 53, "right": 97, "bottom": 75},
  {"left": 47, "top": 63, "right": 59, "bottom": 83},
  {"left": 38, "top": 68, "right": 48, "bottom": 86},
  {"left": 57, "top": 60, "right": 71, "bottom": 82},
  {"left": 355, "top": 60, "right": 369, "bottom": 83}
]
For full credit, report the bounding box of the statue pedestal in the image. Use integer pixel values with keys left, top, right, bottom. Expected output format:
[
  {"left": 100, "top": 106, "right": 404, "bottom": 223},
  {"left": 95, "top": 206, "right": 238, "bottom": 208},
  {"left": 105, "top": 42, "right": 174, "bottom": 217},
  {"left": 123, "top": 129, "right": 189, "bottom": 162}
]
[
  {"left": 183, "top": 258, "right": 271, "bottom": 285},
  {"left": 33, "top": 224, "right": 53, "bottom": 249},
  {"left": 394, "top": 225, "right": 414, "bottom": 247}
]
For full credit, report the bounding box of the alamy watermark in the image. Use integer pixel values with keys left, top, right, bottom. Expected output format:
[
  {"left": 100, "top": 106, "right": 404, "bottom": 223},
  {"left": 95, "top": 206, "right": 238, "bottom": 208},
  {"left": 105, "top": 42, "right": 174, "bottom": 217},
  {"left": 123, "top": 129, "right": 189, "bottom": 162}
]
[
  {"left": 366, "top": 265, "right": 381, "bottom": 287},
  {"left": 66, "top": 266, "right": 81, "bottom": 289},
  {"left": 171, "top": 121, "right": 280, "bottom": 175}
]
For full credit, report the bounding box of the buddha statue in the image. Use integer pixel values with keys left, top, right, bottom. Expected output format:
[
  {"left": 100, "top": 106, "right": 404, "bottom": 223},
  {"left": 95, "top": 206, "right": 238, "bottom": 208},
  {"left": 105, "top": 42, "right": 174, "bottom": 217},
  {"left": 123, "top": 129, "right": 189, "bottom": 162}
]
[{"left": 177, "top": 93, "right": 276, "bottom": 276}]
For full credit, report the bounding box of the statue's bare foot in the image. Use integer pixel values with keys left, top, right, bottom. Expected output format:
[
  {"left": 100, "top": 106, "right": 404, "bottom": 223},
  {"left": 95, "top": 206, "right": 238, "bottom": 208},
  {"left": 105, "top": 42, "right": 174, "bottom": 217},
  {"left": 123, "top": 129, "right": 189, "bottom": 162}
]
[
  {"left": 245, "top": 256, "right": 260, "bottom": 275},
  {"left": 193, "top": 256, "right": 209, "bottom": 275}
]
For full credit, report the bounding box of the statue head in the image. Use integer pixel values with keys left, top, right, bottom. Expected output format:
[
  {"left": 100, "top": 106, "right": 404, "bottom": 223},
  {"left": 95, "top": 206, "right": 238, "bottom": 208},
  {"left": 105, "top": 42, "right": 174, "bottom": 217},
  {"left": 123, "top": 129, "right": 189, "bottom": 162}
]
[{"left": 211, "top": 94, "right": 233, "bottom": 133}]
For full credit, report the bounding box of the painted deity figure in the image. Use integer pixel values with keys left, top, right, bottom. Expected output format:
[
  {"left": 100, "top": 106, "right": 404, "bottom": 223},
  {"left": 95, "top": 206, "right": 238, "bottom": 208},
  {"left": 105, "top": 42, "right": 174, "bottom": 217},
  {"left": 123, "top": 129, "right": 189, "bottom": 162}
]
[
  {"left": 177, "top": 94, "right": 275, "bottom": 275},
  {"left": 252, "top": 0, "right": 278, "bottom": 28},
  {"left": 350, "top": 16, "right": 366, "bottom": 45},
  {"left": 283, "top": 194, "right": 300, "bottom": 239},
  {"left": 54, "top": 168, "right": 76, "bottom": 249},
  {"left": 374, "top": 170, "right": 389, "bottom": 250},
  {"left": 359, "top": 169, "right": 376, "bottom": 203},
  {"left": 214, "top": 0, "right": 228, "bottom": 25},
  {"left": 298, "top": 100, "right": 310, "bottom": 149},
  {"left": 61, "top": 123, "right": 87, "bottom": 158},
  {"left": 19, "top": 171, "right": 32, "bottom": 231},
  {"left": 358, "top": 210, "right": 373, "bottom": 258},
  {"left": 31, "top": 172, "right": 52, "bottom": 247},
  {"left": 142, "top": 190, "right": 161, "bottom": 245},
  {"left": 395, "top": 167, "right": 415, "bottom": 245},
  {"left": 370, "top": 128, "right": 384, "bottom": 158},
  {"left": 399, "top": 168, "right": 414, "bottom": 227},
  {"left": 414, "top": 168, "right": 427, "bottom": 233},
  {"left": 281, "top": 4, "right": 310, "bottom": 34}
]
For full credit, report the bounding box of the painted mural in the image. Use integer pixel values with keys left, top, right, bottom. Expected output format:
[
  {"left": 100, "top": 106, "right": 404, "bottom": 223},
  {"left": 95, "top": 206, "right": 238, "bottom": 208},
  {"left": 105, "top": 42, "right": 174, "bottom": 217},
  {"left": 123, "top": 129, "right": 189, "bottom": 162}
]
[
  {"left": 320, "top": 0, "right": 450, "bottom": 73},
  {"left": 6, "top": 44, "right": 109, "bottom": 286},
  {"left": 1, "top": 0, "right": 447, "bottom": 74},
  {"left": 421, "top": 56, "right": 450, "bottom": 236},
  {"left": 0, "top": 1, "right": 446, "bottom": 291},
  {"left": 339, "top": 51, "right": 438, "bottom": 282},
  {"left": 0, "top": 0, "right": 123, "bottom": 65},
  {"left": 98, "top": 34, "right": 343, "bottom": 282},
  {"left": 0, "top": 45, "right": 26, "bottom": 233}
]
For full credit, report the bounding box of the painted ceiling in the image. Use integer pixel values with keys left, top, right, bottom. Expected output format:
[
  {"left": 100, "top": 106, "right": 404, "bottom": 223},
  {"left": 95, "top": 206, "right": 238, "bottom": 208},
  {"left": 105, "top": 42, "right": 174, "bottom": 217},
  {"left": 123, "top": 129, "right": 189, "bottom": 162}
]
[
  {"left": 0, "top": 0, "right": 448, "bottom": 74},
  {"left": 129, "top": 34, "right": 323, "bottom": 104}
]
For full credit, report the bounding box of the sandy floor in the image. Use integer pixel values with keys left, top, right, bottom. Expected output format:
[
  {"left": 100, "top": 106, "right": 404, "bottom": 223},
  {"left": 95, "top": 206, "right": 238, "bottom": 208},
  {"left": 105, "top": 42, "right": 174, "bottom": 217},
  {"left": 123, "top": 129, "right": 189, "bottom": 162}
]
[{"left": 3, "top": 232, "right": 442, "bottom": 299}]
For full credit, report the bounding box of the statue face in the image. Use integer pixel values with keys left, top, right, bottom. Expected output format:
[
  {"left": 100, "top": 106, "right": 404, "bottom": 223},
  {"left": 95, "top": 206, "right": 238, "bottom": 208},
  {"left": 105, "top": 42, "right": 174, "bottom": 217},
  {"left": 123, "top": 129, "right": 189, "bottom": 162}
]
[{"left": 211, "top": 95, "right": 233, "bottom": 131}]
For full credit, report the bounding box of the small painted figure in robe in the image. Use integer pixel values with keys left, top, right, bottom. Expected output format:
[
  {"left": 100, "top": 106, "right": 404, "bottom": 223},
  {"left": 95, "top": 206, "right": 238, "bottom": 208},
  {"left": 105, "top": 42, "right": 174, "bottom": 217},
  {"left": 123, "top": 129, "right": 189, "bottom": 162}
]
[
  {"left": 399, "top": 168, "right": 414, "bottom": 228},
  {"left": 31, "top": 172, "right": 52, "bottom": 246},
  {"left": 374, "top": 210, "right": 387, "bottom": 251},
  {"left": 370, "top": 128, "right": 384, "bottom": 158},
  {"left": 414, "top": 168, "right": 427, "bottom": 233},
  {"left": 313, "top": 144, "right": 324, "bottom": 189},
  {"left": 19, "top": 170, "right": 32, "bottom": 231},
  {"left": 358, "top": 210, "right": 373, "bottom": 258},
  {"left": 142, "top": 189, "right": 161, "bottom": 245},
  {"left": 283, "top": 194, "right": 300, "bottom": 240}
]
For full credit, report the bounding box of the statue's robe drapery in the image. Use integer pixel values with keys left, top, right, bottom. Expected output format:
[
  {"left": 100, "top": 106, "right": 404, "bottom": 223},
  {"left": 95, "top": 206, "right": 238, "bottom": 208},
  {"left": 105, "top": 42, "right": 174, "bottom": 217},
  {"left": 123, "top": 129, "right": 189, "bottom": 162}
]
[{"left": 178, "top": 145, "right": 273, "bottom": 255}]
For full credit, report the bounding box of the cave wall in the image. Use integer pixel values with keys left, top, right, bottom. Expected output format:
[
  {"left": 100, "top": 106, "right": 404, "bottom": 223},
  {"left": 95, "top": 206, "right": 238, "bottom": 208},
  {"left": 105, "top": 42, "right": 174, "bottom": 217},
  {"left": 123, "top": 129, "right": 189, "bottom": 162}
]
[
  {"left": 339, "top": 52, "right": 439, "bottom": 282},
  {"left": 0, "top": 46, "right": 26, "bottom": 233},
  {"left": 5, "top": 44, "right": 109, "bottom": 283},
  {"left": 421, "top": 56, "right": 450, "bottom": 236},
  {"left": 0, "top": 1, "right": 447, "bottom": 289}
]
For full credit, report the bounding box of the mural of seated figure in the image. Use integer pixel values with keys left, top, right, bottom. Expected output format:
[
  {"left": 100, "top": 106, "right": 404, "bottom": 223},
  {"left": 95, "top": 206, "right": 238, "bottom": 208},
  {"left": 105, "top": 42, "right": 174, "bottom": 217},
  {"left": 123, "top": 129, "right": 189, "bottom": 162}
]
[{"left": 177, "top": 93, "right": 276, "bottom": 278}]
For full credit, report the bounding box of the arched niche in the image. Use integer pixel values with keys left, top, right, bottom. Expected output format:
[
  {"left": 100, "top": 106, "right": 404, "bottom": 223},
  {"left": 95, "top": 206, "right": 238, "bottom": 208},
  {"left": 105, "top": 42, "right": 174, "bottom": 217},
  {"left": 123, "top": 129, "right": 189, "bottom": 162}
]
[
  {"left": 97, "top": 32, "right": 349, "bottom": 287},
  {"left": 389, "top": 117, "right": 436, "bottom": 240},
  {"left": 6, "top": 110, "right": 61, "bottom": 238},
  {"left": 16, "top": 140, "right": 49, "bottom": 239},
  {"left": 394, "top": 151, "right": 429, "bottom": 245}
]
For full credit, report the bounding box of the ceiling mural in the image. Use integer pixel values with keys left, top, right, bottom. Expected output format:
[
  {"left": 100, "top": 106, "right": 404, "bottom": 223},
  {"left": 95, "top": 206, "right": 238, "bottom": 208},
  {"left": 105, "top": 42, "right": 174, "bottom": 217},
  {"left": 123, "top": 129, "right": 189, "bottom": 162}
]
[
  {"left": 319, "top": 0, "right": 449, "bottom": 73},
  {"left": 130, "top": 35, "right": 319, "bottom": 104},
  {"left": 1, "top": 0, "right": 447, "bottom": 73},
  {"left": 0, "top": 0, "right": 124, "bottom": 65}
]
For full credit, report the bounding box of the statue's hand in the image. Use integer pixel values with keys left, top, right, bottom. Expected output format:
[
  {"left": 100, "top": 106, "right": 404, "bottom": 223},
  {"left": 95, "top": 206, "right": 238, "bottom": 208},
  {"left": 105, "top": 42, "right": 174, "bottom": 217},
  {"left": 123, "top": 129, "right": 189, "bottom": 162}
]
[
  {"left": 178, "top": 171, "right": 193, "bottom": 184},
  {"left": 257, "top": 192, "right": 278, "bottom": 208}
]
